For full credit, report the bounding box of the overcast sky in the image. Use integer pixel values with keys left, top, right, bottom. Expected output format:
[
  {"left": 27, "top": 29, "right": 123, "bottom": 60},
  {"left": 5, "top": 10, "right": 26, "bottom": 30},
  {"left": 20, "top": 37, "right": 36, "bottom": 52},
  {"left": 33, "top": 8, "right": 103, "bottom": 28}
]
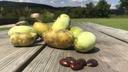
[{"left": 1, "top": 0, "right": 120, "bottom": 9}]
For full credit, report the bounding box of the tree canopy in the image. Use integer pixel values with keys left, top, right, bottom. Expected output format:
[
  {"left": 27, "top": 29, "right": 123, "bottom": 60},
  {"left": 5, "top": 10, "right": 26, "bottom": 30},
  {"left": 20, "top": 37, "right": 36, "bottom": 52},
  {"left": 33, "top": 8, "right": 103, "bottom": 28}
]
[
  {"left": 0, "top": 0, "right": 112, "bottom": 23},
  {"left": 119, "top": 0, "right": 128, "bottom": 14},
  {"left": 95, "top": 0, "right": 111, "bottom": 17}
]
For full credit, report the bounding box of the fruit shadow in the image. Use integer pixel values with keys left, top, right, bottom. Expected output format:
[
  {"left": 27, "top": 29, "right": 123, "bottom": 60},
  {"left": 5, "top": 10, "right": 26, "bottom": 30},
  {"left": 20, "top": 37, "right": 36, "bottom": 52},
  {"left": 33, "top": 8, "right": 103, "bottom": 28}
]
[
  {"left": 35, "top": 38, "right": 43, "bottom": 43},
  {"left": 62, "top": 46, "right": 75, "bottom": 50},
  {"left": 76, "top": 47, "right": 100, "bottom": 54},
  {"left": 49, "top": 46, "right": 100, "bottom": 54},
  {"left": 49, "top": 46, "right": 75, "bottom": 51},
  {"left": 14, "top": 43, "right": 43, "bottom": 48}
]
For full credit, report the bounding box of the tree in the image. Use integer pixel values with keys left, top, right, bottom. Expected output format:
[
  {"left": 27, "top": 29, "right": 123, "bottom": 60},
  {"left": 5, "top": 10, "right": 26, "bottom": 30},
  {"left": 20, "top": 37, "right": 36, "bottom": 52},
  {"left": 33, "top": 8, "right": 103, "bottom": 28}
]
[
  {"left": 119, "top": 0, "right": 128, "bottom": 14},
  {"left": 85, "top": 2, "right": 96, "bottom": 18},
  {"left": 69, "top": 7, "right": 85, "bottom": 18},
  {"left": 42, "top": 9, "right": 54, "bottom": 22},
  {"left": 95, "top": 0, "right": 111, "bottom": 17}
]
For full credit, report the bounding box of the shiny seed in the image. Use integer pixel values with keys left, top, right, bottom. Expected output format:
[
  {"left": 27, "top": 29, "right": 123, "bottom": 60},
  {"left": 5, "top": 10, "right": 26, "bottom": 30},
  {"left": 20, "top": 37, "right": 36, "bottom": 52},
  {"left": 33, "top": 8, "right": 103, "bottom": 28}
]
[
  {"left": 87, "top": 59, "right": 98, "bottom": 67},
  {"left": 59, "top": 58, "right": 70, "bottom": 67},
  {"left": 70, "top": 61, "right": 84, "bottom": 70}
]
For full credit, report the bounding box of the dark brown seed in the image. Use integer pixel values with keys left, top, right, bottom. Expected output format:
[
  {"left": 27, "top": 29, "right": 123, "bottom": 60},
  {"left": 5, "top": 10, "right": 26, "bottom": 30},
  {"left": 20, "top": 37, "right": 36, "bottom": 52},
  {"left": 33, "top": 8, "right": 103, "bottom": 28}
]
[
  {"left": 65, "top": 57, "right": 76, "bottom": 64},
  {"left": 87, "top": 59, "right": 98, "bottom": 67},
  {"left": 59, "top": 58, "right": 70, "bottom": 67},
  {"left": 77, "top": 58, "right": 87, "bottom": 66},
  {"left": 69, "top": 59, "right": 76, "bottom": 64},
  {"left": 70, "top": 61, "right": 84, "bottom": 70}
]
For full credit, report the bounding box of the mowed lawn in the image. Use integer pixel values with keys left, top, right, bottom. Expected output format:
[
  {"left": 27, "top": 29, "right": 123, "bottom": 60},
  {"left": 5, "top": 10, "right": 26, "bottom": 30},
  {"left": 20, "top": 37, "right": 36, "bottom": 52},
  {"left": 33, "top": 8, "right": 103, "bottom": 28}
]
[
  {"left": 0, "top": 18, "right": 128, "bottom": 31},
  {"left": 0, "top": 27, "right": 11, "bottom": 31},
  {"left": 72, "top": 18, "right": 128, "bottom": 31}
]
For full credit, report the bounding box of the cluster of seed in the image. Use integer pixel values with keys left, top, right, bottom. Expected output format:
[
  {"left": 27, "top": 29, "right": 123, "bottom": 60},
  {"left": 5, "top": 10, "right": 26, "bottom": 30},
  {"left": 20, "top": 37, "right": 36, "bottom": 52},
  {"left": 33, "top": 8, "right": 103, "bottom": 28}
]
[{"left": 59, "top": 57, "right": 98, "bottom": 70}]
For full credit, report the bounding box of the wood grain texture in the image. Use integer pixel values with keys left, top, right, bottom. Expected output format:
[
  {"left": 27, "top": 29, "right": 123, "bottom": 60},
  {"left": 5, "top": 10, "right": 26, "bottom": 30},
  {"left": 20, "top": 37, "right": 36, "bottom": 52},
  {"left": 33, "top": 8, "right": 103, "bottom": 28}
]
[
  {"left": 23, "top": 23, "right": 128, "bottom": 72},
  {"left": 1, "top": 23, "right": 128, "bottom": 72},
  {"left": 85, "top": 22, "right": 128, "bottom": 43},
  {"left": 78, "top": 23, "right": 128, "bottom": 72},
  {"left": 0, "top": 31, "right": 44, "bottom": 72}
]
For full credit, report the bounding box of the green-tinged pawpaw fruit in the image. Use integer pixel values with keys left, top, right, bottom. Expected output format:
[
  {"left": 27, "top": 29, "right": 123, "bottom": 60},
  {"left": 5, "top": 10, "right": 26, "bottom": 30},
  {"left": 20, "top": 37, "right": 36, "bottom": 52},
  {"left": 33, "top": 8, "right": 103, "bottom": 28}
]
[
  {"left": 8, "top": 25, "right": 37, "bottom": 46},
  {"left": 10, "top": 33, "right": 37, "bottom": 46},
  {"left": 70, "top": 26, "right": 83, "bottom": 38},
  {"left": 74, "top": 32, "right": 96, "bottom": 52},
  {"left": 8, "top": 25, "right": 37, "bottom": 36},
  {"left": 52, "top": 14, "right": 70, "bottom": 31}
]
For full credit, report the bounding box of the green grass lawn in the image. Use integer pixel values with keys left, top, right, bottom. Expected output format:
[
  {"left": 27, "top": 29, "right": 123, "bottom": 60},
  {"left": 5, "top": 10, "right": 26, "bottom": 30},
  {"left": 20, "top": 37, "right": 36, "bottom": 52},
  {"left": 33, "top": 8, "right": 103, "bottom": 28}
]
[
  {"left": 0, "top": 27, "right": 11, "bottom": 31},
  {"left": 72, "top": 18, "right": 128, "bottom": 31},
  {"left": 0, "top": 18, "right": 128, "bottom": 31}
]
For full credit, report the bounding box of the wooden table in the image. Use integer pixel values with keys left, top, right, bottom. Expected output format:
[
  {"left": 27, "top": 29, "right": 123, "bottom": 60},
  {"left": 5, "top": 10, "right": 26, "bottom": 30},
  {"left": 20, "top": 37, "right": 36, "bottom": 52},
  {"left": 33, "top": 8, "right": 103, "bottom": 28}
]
[{"left": 0, "top": 23, "right": 128, "bottom": 72}]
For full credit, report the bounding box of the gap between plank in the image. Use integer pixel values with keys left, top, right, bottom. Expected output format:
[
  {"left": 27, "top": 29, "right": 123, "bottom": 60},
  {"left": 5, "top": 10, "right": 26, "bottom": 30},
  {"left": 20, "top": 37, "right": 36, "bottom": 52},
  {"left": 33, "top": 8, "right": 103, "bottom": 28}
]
[
  {"left": 99, "top": 31, "right": 128, "bottom": 44},
  {"left": 14, "top": 43, "right": 47, "bottom": 72}
]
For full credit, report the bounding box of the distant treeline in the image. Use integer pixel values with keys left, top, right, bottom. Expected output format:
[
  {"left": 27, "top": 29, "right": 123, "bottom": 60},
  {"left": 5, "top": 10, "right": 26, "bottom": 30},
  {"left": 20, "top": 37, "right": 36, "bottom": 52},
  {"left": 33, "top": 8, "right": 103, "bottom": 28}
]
[{"left": 0, "top": 0, "right": 126, "bottom": 24}]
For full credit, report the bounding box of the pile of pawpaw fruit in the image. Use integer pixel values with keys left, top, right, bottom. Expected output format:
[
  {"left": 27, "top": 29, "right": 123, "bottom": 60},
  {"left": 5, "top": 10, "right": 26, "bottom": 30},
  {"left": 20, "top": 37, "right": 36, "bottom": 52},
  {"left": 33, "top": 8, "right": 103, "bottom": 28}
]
[{"left": 8, "top": 13, "right": 96, "bottom": 53}]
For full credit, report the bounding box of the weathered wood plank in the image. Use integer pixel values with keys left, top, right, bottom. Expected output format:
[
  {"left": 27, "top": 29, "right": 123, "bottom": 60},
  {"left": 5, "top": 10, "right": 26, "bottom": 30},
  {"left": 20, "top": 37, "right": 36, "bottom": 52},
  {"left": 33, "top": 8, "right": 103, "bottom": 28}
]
[
  {"left": 23, "top": 23, "right": 128, "bottom": 72},
  {"left": 0, "top": 30, "right": 8, "bottom": 38},
  {"left": 0, "top": 31, "right": 44, "bottom": 72},
  {"left": 79, "top": 23, "right": 128, "bottom": 72},
  {"left": 84, "top": 22, "right": 128, "bottom": 43},
  {"left": 23, "top": 46, "right": 57, "bottom": 72}
]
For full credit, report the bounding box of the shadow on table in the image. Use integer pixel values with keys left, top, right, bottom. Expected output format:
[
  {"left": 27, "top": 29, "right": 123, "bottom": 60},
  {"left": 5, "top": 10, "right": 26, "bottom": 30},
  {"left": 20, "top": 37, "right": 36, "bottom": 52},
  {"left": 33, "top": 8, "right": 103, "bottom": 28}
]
[
  {"left": 14, "top": 43, "right": 43, "bottom": 48},
  {"left": 49, "top": 46, "right": 100, "bottom": 54},
  {"left": 47, "top": 45, "right": 75, "bottom": 50},
  {"left": 76, "top": 47, "right": 100, "bottom": 54},
  {"left": 49, "top": 46, "right": 75, "bottom": 51}
]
